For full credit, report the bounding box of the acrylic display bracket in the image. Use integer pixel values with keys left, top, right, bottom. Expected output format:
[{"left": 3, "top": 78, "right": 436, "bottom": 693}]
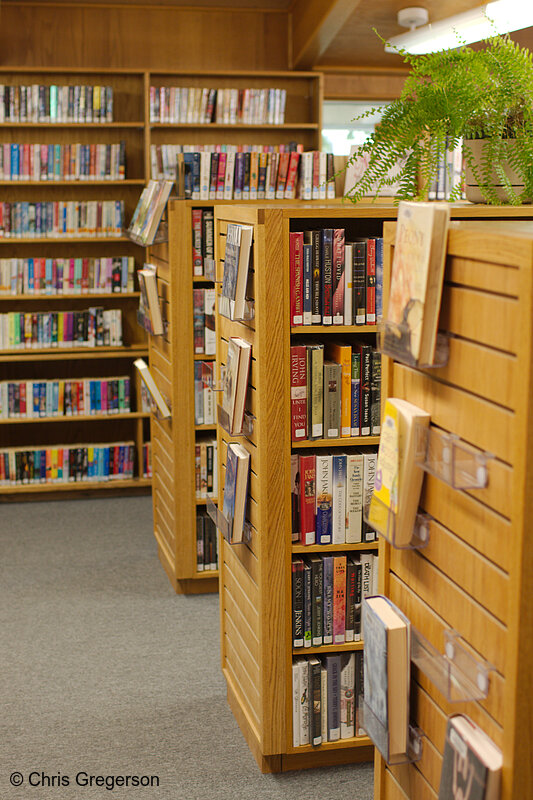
[
  {"left": 363, "top": 495, "right": 431, "bottom": 550},
  {"left": 359, "top": 698, "right": 424, "bottom": 766},
  {"left": 411, "top": 627, "right": 494, "bottom": 703},
  {"left": 206, "top": 497, "right": 252, "bottom": 544},
  {"left": 414, "top": 423, "right": 492, "bottom": 490},
  {"left": 379, "top": 319, "right": 449, "bottom": 369},
  {"left": 218, "top": 294, "right": 255, "bottom": 323},
  {"left": 201, "top": 363, "right": 255, "bottom": 437}
]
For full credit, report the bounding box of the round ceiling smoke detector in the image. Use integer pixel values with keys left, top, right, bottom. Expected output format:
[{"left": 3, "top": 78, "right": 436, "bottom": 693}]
[{"left": 397, "top": 7, "right": 430, "bottom": 30}]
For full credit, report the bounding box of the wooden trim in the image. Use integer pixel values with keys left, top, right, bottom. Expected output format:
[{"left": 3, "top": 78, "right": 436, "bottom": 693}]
[{"left": 290, "top": 0, "right": 362, "bottom": 69}]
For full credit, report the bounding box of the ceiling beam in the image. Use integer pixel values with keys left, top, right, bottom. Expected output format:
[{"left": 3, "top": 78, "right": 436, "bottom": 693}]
[{"left": 290, "top": 0, "right": 362, "bottom": 69}]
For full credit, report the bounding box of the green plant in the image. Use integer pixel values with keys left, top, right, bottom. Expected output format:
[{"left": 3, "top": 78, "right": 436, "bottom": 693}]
[{"left": 344, "top": 32, "right": 533, "bottom": 205}]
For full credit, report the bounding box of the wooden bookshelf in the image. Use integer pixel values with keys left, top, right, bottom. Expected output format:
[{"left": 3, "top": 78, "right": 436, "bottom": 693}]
[
  {"left": 147, "top": 201, "right": 219, "bottom": 594},
  {"left": 0, "top": 68, "right": 151, "bottom": 497},
  {"left": 211, "top": 204, "right": 533, "bottom": 776},
  {"left": 373, "top": 217, "right": 533, "bottom": 800}
]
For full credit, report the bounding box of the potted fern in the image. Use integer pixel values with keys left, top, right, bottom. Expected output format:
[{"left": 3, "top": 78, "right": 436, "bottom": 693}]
[{"left": 344, "top": 33, "right": 533, "bottom": 205}]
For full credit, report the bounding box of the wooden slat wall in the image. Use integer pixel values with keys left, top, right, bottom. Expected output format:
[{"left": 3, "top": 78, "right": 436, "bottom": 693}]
[
  {"left": 215, "top": 206, "right": 287, "bottom": 770},
  {"left": 376, "top": 221, "right": 533, "bottom": 800}
]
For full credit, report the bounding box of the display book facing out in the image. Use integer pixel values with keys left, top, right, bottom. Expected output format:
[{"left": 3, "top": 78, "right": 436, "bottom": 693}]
[{"left": 288, "top": 213, "right": 388, "bottom": 757}]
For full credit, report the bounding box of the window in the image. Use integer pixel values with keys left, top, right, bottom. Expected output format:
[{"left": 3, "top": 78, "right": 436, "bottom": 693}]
[{"left": 322, "top": 101, "right": 387, "bottom": 155}]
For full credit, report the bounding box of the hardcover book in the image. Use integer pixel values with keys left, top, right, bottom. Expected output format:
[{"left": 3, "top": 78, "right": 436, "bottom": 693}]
[
  {"left": 134, "top": 359, "right": 171, "bottom": 419},
  {"left": 221, "top": 337, "right": 252, "bottom": 435},
  {"left": 137, "top": 265, "right": 163, "bottom": 336},
  {"left": 363, "top": 596, "right": 410, "bottom": 760},
  {"left": 220, "top": 222, "right": 253, "bottom": 321},
  {"left": 222, "top": 441, "right": 250, "bottom": 544},
  {"left": 367, "top": 398, "right": 430, "bottom": 547},
  {"left": 438, "top": 715, "right": 502, "bottom": 800},
  {"left": 386, "top": 201, "right": 450, "bottom": 364}
]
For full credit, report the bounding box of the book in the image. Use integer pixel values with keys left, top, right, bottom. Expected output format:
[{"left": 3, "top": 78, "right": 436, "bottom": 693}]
[
  {"left": 292, "top": 557, "right": 304, "bottom": 648},
  {"left": 309, "top": 657, "right": 322, "bottom": 746},
  {"left": 220, "top": 222, "right": 253, "bottom": 321},
  {"left": 137, "top": 265, "right": 163, "bottom": 336},
  {"left": 315, "top": 453, "right": 332, "bottom": 545},
  {"left": 323, "top": 361, "right": 341, "bottom": 439},
  {"left": 221, "top": 336, "right": 252, "bottom": 435},
  {"left": 363, "top": 596, "right": 410, "bottom": 759},
  {"left": 326, "top": 654, "right": 341, "bottom": 741},
  {"left": 438, "top": 715, "right": 502, "bottom": 800},
  {"left": 307, "top": 342, "right": 324, "bottom": 440},
  {"left": 340, "top": 652, "right": 356, "bottom": 739},
  {"left": 129, "top": 179, "right": 173, "bottom": 246},
  {"left": 386, "top": 201, "right": 450, "bottom": 365},
  {"left": 291, "top": 454, "right": 300, "bottom": 542},
  {"left": 222, "top": 441, "right": 250, "bottom": 544},
  {"left": 290, "top": 345, "right": 307, "bottom": 441},
  {"left": 309, "top": 555, "right": 323, "bottom": 646},
  {"left": 299, "top": 453, "right": 316, "bottom": 545},
  {"left": 367, "top": 398, "right": 430, "bottom": 547},
  {"left": 134, "top": 358, "right": 171, "bottom": 419},
  {"left": 289, "top": 232, "right": 304, "bottom": 325}
]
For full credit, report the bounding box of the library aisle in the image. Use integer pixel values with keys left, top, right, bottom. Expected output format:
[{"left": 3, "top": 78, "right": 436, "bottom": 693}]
[{"left": 0, "top": 496, "right": 373, "bottom": 800}]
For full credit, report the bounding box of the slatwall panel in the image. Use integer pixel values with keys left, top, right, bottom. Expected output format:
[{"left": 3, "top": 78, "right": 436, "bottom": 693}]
[{"left": 377, "top": 221, "right": 533, "bottom": 800}]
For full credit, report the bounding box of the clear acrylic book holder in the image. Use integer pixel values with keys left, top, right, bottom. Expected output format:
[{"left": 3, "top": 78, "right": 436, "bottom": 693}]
[
  {"left": 217, "top": 294, "right": 255, "bottom": 323},
  {"left": 205, "top": 497, "right": 252, "bottom": 545},
  {"left": 411, "top": 628, "right": 494, "bottom": 703},
  {"left": 363, "top": 496, "right": 431, "bottom": 550},
  {"left": 359, "top": 698, "right": 424, "bottom": 766},
  {"left": 414, "top": 423, "right": 492, "bottom": 490}
]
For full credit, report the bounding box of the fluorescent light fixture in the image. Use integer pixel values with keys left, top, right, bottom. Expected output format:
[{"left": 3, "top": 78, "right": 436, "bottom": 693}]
[{"left": 385, "top": 1, "right": 533, "bottom": 54}]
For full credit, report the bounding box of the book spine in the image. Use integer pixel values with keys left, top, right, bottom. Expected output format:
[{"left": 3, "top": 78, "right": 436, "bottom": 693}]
[
  {"left": 310, "top": 558, "right": 323, "bottom": 646},
  {"left": 359, "top": 344, "right": 372, "bottom": 436},
  {"left": 323, "top": 362, "right": 341, "bottom": 439},
  {"left": 366, "top": 238, "right": 376, "bottom": 324},
  {"left": 308, "top": 344, "right": 324, "bottom": 440},
  {"left": 331, "top": 454, "right": 346, "bottom": 545},
  {"left": 309, "top": 658, "right": 322, "bottom": 746},
  {"left": 340, "top": 653, "right": 355, "bottom": 739},
  {"left": 290, "top": 345, "right": 307, "bottom": 441},
  {"left": 311, "top": 230, "right": 322, "bottom": 324},
  {"left": 321, "top": 228, "right": 333, "bottom": 325},
  {"left": 303, "top": 561, "right": 312, "bottom": 647},
  {"left": 345, "top": 454, "right": 363, "bottom": 544},
  {"left": 299, "top": 454, "right": 315, "bottom": 546},
  {"left": 326, "top": 654, "right": 341, "bottom": 741},
  {"left": 352, "top": 240, "right": 367, "bottom": 324},
  {"left": 375, "top": 237, "right": 384, "bottom": 323},
  {"left": 332, "top": 228, "right": 345, "bottom": 324},
  {"left": 351, "top": 351, "right": 361, "bottom": 437},
  {"left": 323, "top": 556, "right": 333, "bottom": 645},
  {"left": 315, "top": 454, "right": 332, "bottom": 545},
  {"left": 345, "top": 560, "right": 356, "bottom": 642},
  {"left": 333, "top": 555, "right": 346, "bottom": 644},
  {"left": 298, "top": 658, "right": 310, "bottom": 746},
  {"left": 370, "top": 350, "right": 381, "bottom": 435},
  {"left": 302, "top": 243, "right": 312, "bottom": 326},
  {"left": 292, "top": 559, "right": 304, "bottom": 647},
  {"left": 289, "top": 232, "right": 304, "bottom": 326}
]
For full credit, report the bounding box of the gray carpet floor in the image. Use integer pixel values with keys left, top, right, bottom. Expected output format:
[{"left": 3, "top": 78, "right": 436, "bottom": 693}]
[{"left": 1, "top": 496, "right": 374, "bottom": 800}]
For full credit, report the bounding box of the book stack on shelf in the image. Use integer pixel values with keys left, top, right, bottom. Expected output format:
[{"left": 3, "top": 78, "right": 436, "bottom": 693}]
[
  {"left": 0, "top": 255, "right": 135, "bottom": 295},
  {"left": 150, "top": 85, "right": 288, "bottom": 124},
  {"left": 195, "top": 510, "right": 218, "bottom": 572},
  {"left": 127, "top": 180, "right": 173, "bottom": 246},
  {"left": 0, "top": 83, "right": 114, "bottom": 123},
  {"left": 154, "top": 145, "right": 337, "bottom": 201},
  {"left": 1, "top": 142, "right": 126, "bottom": 181}
]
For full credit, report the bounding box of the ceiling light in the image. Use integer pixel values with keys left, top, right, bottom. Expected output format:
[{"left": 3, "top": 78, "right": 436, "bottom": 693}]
[{"left": 385, "top": 0, "right": 533, "bottom": 54}]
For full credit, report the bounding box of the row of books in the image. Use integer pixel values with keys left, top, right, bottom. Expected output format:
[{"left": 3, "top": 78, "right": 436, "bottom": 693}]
[
  {"left": 290, "top": 343, "right": 381, "bottom": 442},
  {"left": 1, "top": 142, "right": 126, "bottom": 182},
  {"left": 191, "top": 208, "right": 215, "bottom": 279},
  {"left": 292, "top": 552, "right": 378, "bottom": 649},
  {"left": 177, "top": 150, "right": 336, "bottom": 202},
  {"left": 0, "top": 308, "right": 123, "bottom": 350},
  {"left": 0, "top": 441, "right": 135, "bottom": 485},
  {"left": 0, "top": 256, "right": 135, "bottom": 295},
  {"left": 127, "top": 180, "right": 173, "bottom": 246},
  {"left": 193, "top": 287, "right": 215, "bottom": 355},
  {"left": 196, "top": 512, "right": 218, "bottom": 572},
  {"left": 0, "top": 84, "right": 114, "bottom": 124},
  {"left": 0, "top": 200, "right": 125, "bottom": 239},
  {"left": 151, "top": 142, "right": 303, "bottom": 182},
  {"left": 292, "top": 450, "right": 377, "bottom": 546},
  {"left": 0, "top": 376, "right": 132, "bottom": 419},
  {"left": 194, "top": 362, "right": 215, "bottom": 426},
  {"left": 149, "top": 86, "right": 287, "bottom": 125},
  {"left": 428, "top": 140, "right": 465, "bottom": 201},
  {"left": 292, "top": 652, "right": 364, "bottom": 747},
  {"left": 142, "top": 442, "right": 152, "bottom": 479},
  {"left": 195, "top": 437, "right": 218, "bottom": 500},
  {"left": 290, "top": 230, "right": 383, "bottom": 327}
]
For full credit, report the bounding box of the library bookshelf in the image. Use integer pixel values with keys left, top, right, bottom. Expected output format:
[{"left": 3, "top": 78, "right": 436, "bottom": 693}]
[
  {"left": 211, "top": 203, "right": 533, "bottom": 774},
  {"left": 0, "top": 67, "right": 324, "bottom": 502},
  {"left": 0, "top": 67, "right": 151, "bottom": 499},
  {"left": 374, "top": 217, "right": 533, "bottom": 800}
]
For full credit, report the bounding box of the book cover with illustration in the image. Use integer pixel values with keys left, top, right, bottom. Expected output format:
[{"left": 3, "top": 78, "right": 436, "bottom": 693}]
[
  {"left": 386, "top": 201, "right": 450, "bottom": 365},
  {"left": 438, "top": 715, "right": 502, "bottom": 800}
]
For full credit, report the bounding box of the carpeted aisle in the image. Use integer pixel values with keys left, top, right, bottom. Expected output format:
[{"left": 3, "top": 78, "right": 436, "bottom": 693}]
[{"left": 0, "top": 496, "right": 374, "bottom": 800}]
